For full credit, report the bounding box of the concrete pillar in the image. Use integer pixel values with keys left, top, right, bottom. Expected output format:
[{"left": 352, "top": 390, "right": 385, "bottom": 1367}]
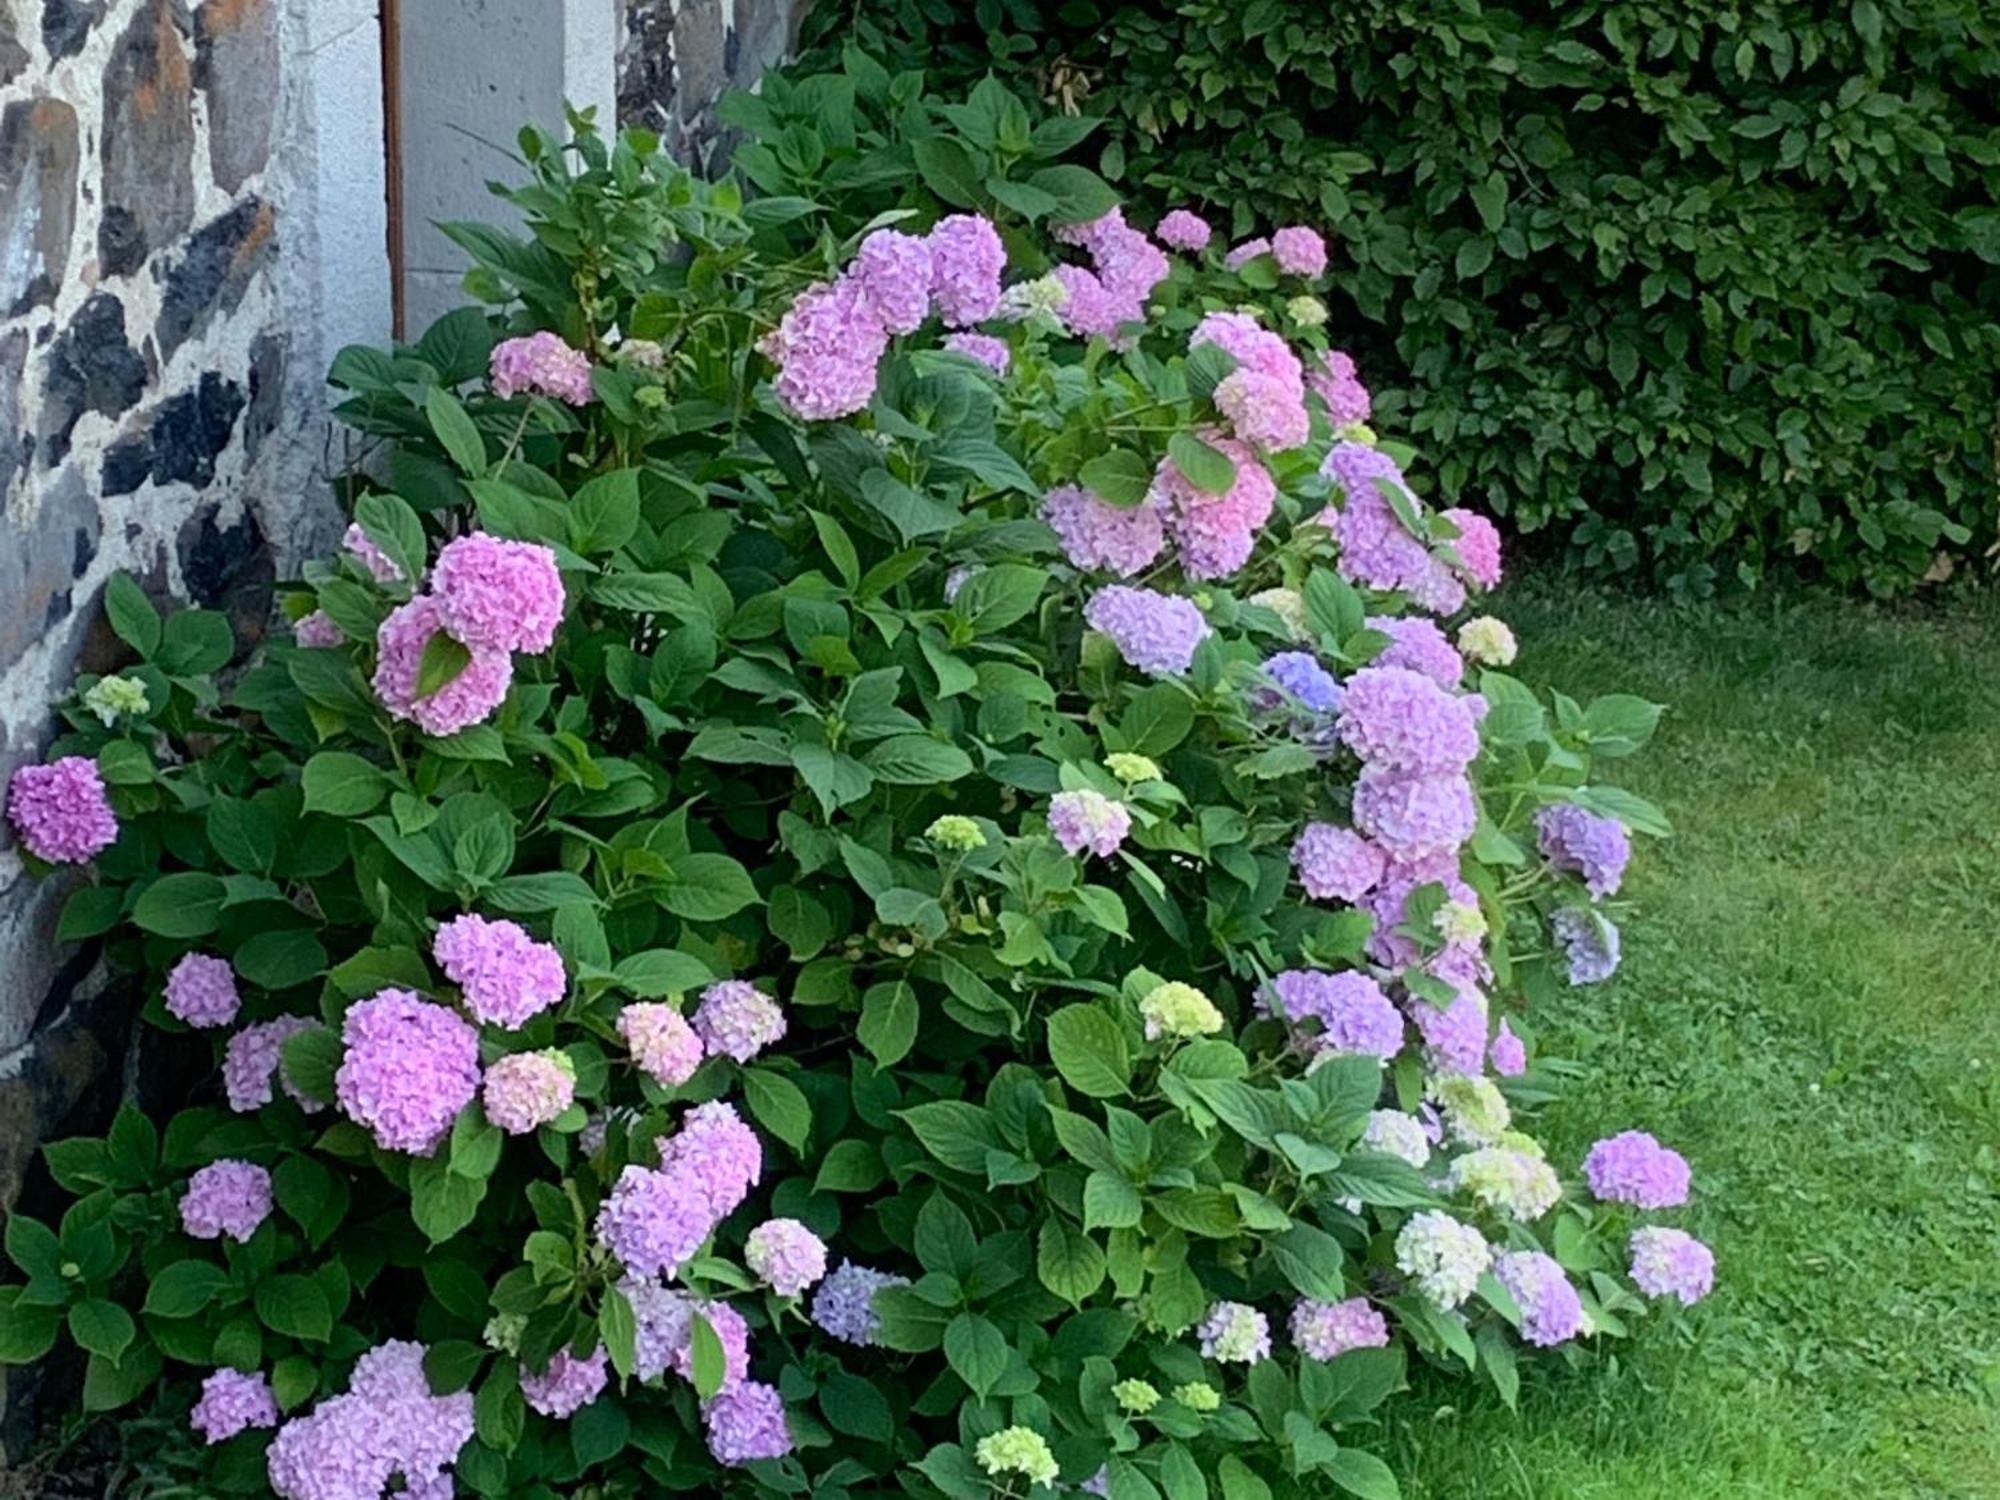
[{"left": 394, "top": 0, "right": 619, "bottom": 337}]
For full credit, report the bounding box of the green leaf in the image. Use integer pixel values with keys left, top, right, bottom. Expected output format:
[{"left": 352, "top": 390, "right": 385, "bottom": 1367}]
[
  {"left": 568, "top": 469, "right": 642, "bottom": 556},
  {"left": 354, "top": 491, "right": 428, "bottom": 583},
  {"left": 660, "top": 853, "right": 760, "bottom": 921},
  {"left": 611, "top": 949, "right": 712, "bottom": 996},
  {"left": 415, "top": 629, "right": 473, "bottom": 698},
  {"left": 131, "top": 872, "right": 226, "bottom": 939},
  {"left": 1327, "top": 1448, "right": 1401, "bottom": 1500},
  {"left": 897, "top": 1101, "right": 1001, "bottom": 1175},
  {"left": 486, "top": 871, "right": 599, "bottom": 913},
  {"left": 689, "top": 1309, "right": 727, "bottom": 1398},
  {"left": 426, "top": 386, "right": 488, "bottom": 476},
  {"left": 302, "top": 751, "right": 390, "bottom": 816},
  {"left": 254, "top": 1275, "right": 333, "bottom": 1343},
  {"left": 1167, "top": 431, "right": 1237, "bottom": 495},
  {"left": 951, "top": 564, "right": 1047, "bottom": 634},
  {"left": 863, "top": 735, "right": 973, "bottom": 785},
  {"left": 235, "top": 929, "right": 329, "bottom": 991},
  {"left": 858, "top": 981, "right": 919, "bottom": 1067},
  {"left": 82, "top": 1342, "right": 160, "bottom": 1412},
  {"left": 56, "top": 885, "right": 124, "bottom": 942},
  {"left": 281, "top": 1026, "right": 341, "bottom": 1106},
  {"left": 814, "top": 1139, "right": 886, "bottom": 1194},
  {"left": 1579, "top": 694, "right": 1663, "bottom": 757},
  {"left": 741, "top": 1068, "right": 811, "bottom": 1152},
  {"left": 600, "top": 1288, "right": 637, "bottom": 1379},
  {"left": 1078, "top": 448, "right": 1155, "bottom": 507},
  {"left": 0, "top": 1291, "right": 62, "bottom": 1364},
  {"left": 413, "top": 305, "right": 495, "bottom": 385},
  {"left": 1046, "top": 1004, "right": 1132, "bottom": 1098},
  {"left": 1119, "top": 684, "right": 1194, "bottom": 755},
  {"left": 818, "top": 1368, "right": 893, "bottom": 1441},
  {"left": 103, "top": 574, "right": 161, "bottom": 658},
  {"left": 142, "top": 1260, "right": 228, "bottom": 1318},
  {"left": 1037, "top": 1219, "right": 1107, "bottom": 1305},
  {"left": 571, "top": 1393, "right": 626, "bottom": 1464},
  {"left": 409, "top": 1156, "right": 487, "bottom": 1244},
  {"left": 158, "top": 608, "right": 235, "bottom": 675},
  {"left": 1469, "top": 170, "right": 1509, "bottom": 233},
  {"left": 67, "top": 1299, "right": 135, "bottom": 1362},
  {"left": 944, "top": 1312, "right": 1008, "bottom": 1399}
]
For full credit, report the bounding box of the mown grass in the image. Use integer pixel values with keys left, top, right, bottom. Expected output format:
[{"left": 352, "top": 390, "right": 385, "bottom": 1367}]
[{"left": 1383, "top": 578, "right": 2000, "bottom": 1500}]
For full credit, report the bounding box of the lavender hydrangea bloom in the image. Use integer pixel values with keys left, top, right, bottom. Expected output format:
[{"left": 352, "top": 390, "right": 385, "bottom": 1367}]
[
  {"left": 1289, "top": 1297, "right": 1389, "bottom": 1360},
  {"left": 267, "top": 1340, "right": 473, "bottom": 1500},
  {"left": 927, "top": 214, "right": 1006, "bottom": 327},
  {"left": 1494, "top": 1250, "right": 1585, "bottom": 1345},
  {"left": 1337, "top": 666, "right": 1483, "bottom": 773},
  {"left": 850, "top": 228, "right": 934, "bottom": 334},
  {"left": 5, "top": 756, "right": 119, "bottom": 864},
  {"left": 1223, "top": 237, "right": 1271, "bottom": 270},
  {"left": 490, "top": 331, "right": 594, "bottom": 405},
  {"left": 294, "top": 610, "right": 344, "bottom": 648},
  {"left": 482, "top": 1049, "right": 575, "bottom": 1135},
  {"left": 1156, "top": 209, "right": 1213, "bottom": 251},
  {"left": 659, "top": 1100, "right": 763, "bottom": 1218},
  {"left": 372, "top": 595, "right": 513, "bottom": 737},
  {"left": 1318, "top": 443, "right": 1465, "bottom": 612},
  {"left": 1408, "top": 987, "right": 1489, "bottom": 1077},
  {"left": 1310, "top": 351, "right": 1372, "bottom": 427},
  {"left": 1084, "top": 585, "right": 1211, "bottom": 678},
  {"left": 1489, "top": 1017, "right": 1528, "bottom": 1077},
  {"left": 1196, "top": 1301, "right": 1271, "bottom": 1363},
  {"left": 596, "top": 1164, "right": 716, "bottom": 1278},
  {"left": 1551, "top": 907, "right": 1621, "bottom": 985},
  {"left": 191, "top": 1368, "right": 279, "bottom": 1444},
  {"left": 432, "top": 914, "right": 567, "bottom": 1029},
  {"left": 1367, "top": 615, "right": 1464, "bottom": 689},
  {"left": 1583, "top": 1129, "right": 1691, "bottom": 1208},
  {"left": 621, "top": 1278, "right": 695, "bottom": 1381},
  {"left": 745, "top": 1218, "right": 829, "bottom": 1296},
  {"left": 1353, "top": 765, "right": 1478, "bottom": 860},
  {"left": 1265, "top": 970, "right": 1403, "bottom": 1061},
  {"left": 1271, "top": 226, "right": 1330, "bottom": 276},
  {"left": 691, "top": 981, "right": 787, "bottom": 1064},
  {"left": 1156, "top": 434, "right": 1278, "bottom": 579},
  {"left": 943, "top": 331, "right": 1011, "bottom": 373},
  {"left": 1291, "top": 823, "right": 1384, "bottom": 902},
  {"left": 1048, "top": 789, "right": 1132, "bottom": 859},
  {"left": 180, "top": 1159, "right": 273, "bottom": 1242},
  {"left": 811, "top": 1261, "right": 909, "bottom": 1346},
  {"left": 762, "top": 278, "right": 890, "bottom": 420},
  {"left": 432, "top": 533, "right": 566, "bottom": 654},
  {"left": 165, "top": 952, "right": 241, "bottom": 1028},
  {"left": 672, "top": 1301, "right": 750, "bottom": 1391},
  {"left": 1262, "top": 651, "right": 1343, "bottom": 713},
  {"left": 1629, "top": 1227, "right": 1715, "bottom": 1305},
  {"left": 335, "top": 990, "right": 482, "bottom": 1155},
  {"left": 618, "top": 1002, "right": 704, "bottom": 1086},
  {"left": 224, "top": 1015, "right": 323, "bottom": 1112},
  {"left": 1536, "top": 804, "right": 1632, "bottom": 898},
  {"left": 520, "top": 1347, "right": 608, "bottom": 1418},
  {"left": 703, "top": 1379, "right": 793, "bottom": 1466},
  {"left": 1042, "top": 484, "right": 1165, "bottom": 577}
]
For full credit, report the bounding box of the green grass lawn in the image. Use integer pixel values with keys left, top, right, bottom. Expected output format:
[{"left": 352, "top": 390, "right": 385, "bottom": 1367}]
[{"left": 1384, "top": 578, "right": 2000, "bottom": 1500}]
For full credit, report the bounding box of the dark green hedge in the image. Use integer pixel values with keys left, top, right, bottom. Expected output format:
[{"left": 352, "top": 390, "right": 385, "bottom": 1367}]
[{"left": 803, "top": 1, "right": 2000, "bottom": 593}]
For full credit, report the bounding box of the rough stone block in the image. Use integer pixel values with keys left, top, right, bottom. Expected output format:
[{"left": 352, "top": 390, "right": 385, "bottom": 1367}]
[
  {"left": 196, "top": 0, "right": 279, "bottom": 192},
  {"left": 155, "top": 195, "right": 276, "bottom": 360},
  {"left": 0, "top": 96, "right": 81, "bottom": 316},
  {"left": 38, "top": 293, "right": 150, "bottom": 468},
  {"left": 98, "top": 0, "right": 197, "bottom": 278}
]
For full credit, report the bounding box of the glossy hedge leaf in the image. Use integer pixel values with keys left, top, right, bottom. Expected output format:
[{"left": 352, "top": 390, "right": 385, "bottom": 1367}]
[
  {"left": 56, "top": 886, "right": 123, "bottom": 942},
  {"left": 689, "top": 1310, "right": 727, "bottom": 1398},
  {"left": 659, "top": 854, "right": 759, "bottom": 921},
  {"left": 898, "top": 1101, "right": 1001, "bottom": 1175},
  {"left": 281, "top": 1026, "right": 342, "bottom": 1105},
  {"left": 819, "top": 1368, "right": 893, "bottom": 1441},
  {"left": 1327, "top": 1449, "right": 1402, "bottom": 1500},
  {"left": 1166, "top": 431, "right": 1237, "bottom": 495},
  {"left": 302, "top": 751, "right": 390, "bottom": 816},
  {"left": 1037, "top": 1218, "right": 1107, "bottom": 1305},
  {"left": 235, "top": 929, "right": 329, "bottom": 991},
  {"left": 410, "top": 1156, "right": 487, "bottom": 1245},
  {"left": 611, "top": 949, "right": 712, "bottom": 996},
  {"left": 0, "top": 1291, "right": 62, "bottom": 1364},
  {"left": 1077, "top": 448, "right": 1154, "bottom": 507},
  {"left": 82, "top": 1342, "right": 160, "bottom": 1412}
]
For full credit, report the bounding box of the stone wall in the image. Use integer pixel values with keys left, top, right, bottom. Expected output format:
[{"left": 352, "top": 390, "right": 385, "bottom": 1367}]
[{"left": 618, "top": 0, "right": 806, "bottom": 170}]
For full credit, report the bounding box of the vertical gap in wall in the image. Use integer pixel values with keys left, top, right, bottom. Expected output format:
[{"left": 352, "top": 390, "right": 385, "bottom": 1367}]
[{"left": 381, "top": 0, "right": 406, "bottom": 341}]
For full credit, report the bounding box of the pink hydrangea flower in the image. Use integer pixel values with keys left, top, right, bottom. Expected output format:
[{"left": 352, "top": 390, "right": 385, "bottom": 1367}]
[
  {"left": 432, "top": 914, "right": 567, "bottom": 1028},
  {"left": 335, "top": 989, "right": 482, "bottom": 1154},
  {"left": 1629, "top": 1227, "right": 1715, "bottom": 1305},
  {"left": 690, "top": 981, "right": 787, "bottom": 1064},
  {"left": 191, "top": 1368, "right": 279, "bottom": 1444},
  {"left": 927, "top": 214, "right": 1006, "bottom": 327},
  {"left": 1310, "top": 351, "right": 1373, "bottom": 427},
  {"left": 1336, "top": 666, "right": 1484, "bottom": 773},
  {"left": 703, "top": 1379, "right": 792, "bottom": 1466},
  {"left": 520, "top": 1346, "right": 608, "bottom": 1418},
  {"left": 1271, "top": 226, "right": 1330, "bottom": 276},
  {"left": 1155, "top": 209, "right": 1213, "bottom": 251},
  {"left": 1264, "top": 969, "right": 1403, "bottom": 1060},
  {"left": 619, "top": 1002, "right": 704, "bottom": 1086},
  {"left": 1223, "top": 237, "right": 1271, "bottom": 271},
  {"left": 943, "top": 331, "right": 1011, "bottom": 373},
  {"left": 431, "top": 534, "right": 565, "bottom": 654},
  {"left": 671, "top": 1300, "right": 750, "bottom": 1390},
  {"left": 1289, "top": 1297, "right": 1389, "bottom": 1360},
  {"left": 850, "top": 228, "right": 935, "bottom": 334},
  {"left": 1444, "top": 508, "right": 1504, "bottom": 589},
  {"left": 1494, "top": 1250, "right": 1585, "bottom": 1345},
  {"left": 164, "top": 952, "right": 241, "bottom": 1029},
  {"left": 267, "top": 1340, "right": 473, "bottom": 1500},
  {"left": 658, "top": 1100, "right": 763, "bottom": 1218},
  {"left": 762, "top": 278, "right": 890, "bottom": 420},
  {"left": 1042, "top": 484, "right": 1165, "bottom": 577},
  {"left": 490, "top": 331, "right": 595, "bottom": 405},
  {"left": 1215, "top": 368, "right": 1310, "bottom": 452},
  {"left": 1048, "top": 789, "right": 1131, "bottom": 859},
  {"left": 1353, "top": 765, "right": 1478, "bottom": 859},
  {"left": 483, "top": 1049, "right": 575, "bottom": 1134},
  {"left": 745, "top": 1218, "right": 829, "bottom": 1296},
  {"left": 293, "top": 610, "right": 344, "bottom": 648},
  {"left": 372, "top": 595, "right": 513, "bottom": 736},
  {"left": 225, "top": 1015, "right": 324, "bottom": 1112},
  {"left": 181, "top": 1159, "right": 273, "bottom": 1242},
  {"left": 1489, "top": 1018, "right": 1527, "bottom": 1077},
  {"left": 343, "top": 521, "right": 405, "bottom": 584},
  {"left": 1408, "top": 986, "right": 1489, "bottom": 1076},
  {"left": 1291, "top": 823, "right": 1384, "bottom": 902},
  {"left": 1084, "top": 585, "right": 1211, "bottom": 677},
  {"left": 1368, "top": 615, "right": 1464, "bottom": 689},
  {"left": 1318, "top": 442, "right": 1465, "bottom": 613},
  {"left": 6, "top": 756, "right": 118, "bottom": 864},
  {"left": 1156, "top": 434, "right": 1278, "bottom": 580},
  {"left": 1583, "top": 1130, "right": 1691, "bottom": 1208}
]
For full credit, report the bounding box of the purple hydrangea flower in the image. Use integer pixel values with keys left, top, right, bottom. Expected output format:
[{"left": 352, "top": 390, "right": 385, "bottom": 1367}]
[
  {"left": 1407, "top": 986, "right": 1489, "bottom": 1077},
  {"left": 1536, "top": 804, "right": 1632, "bottom": 898},
  {"left": 658, "top": 1100, "right": 763, "bottom": 1219},
  {"left": 1583, "top": 1130, "right": 1691, "bottom": 1208},
  {"left": 1084, "top": 585, "right": 1210, "bottom": 678},
  {"left": 432, "top": 914, "right": 567, "bottom": 1029},
  {"left": 431, "top": 533, "right": 565, "bottom": 655},
  {"left": 343, "top": 521, "right": 404, "bottom": 584},
  {"left": 1289, "top": 1297, "right": 1389, "bottom": 1360},
  {"left": 1362, "top": 850, "right": 1471, "bottom": 968},
  {"left": 1157, "top": 434, "right": 1278, "bottom": 579},
  {"left": 373, "top": 595, "right": 513, "bottom": 737},
  {"left": 482, "top": 1049, "right": 575, "bottom": 1135},
  {"left": 1337, "top": 666, "right": 1483, "bottom": 773},
  {"left": 294, "top": 610, "right": 344, "bottom": 648},
  {"left": 1291, "top": 823, "right": 1384, "bottom": 902},
  {"left": 690, "top": 981, "right": 786, "bottom": 1064},
  {"left": 943, "top": 331, "right": 1010, "bottom": 373},
  {"left": 703, "top": 1379, "right": 792, "bottom": 1466},
  {"left": 1156, "top": 209, "right": 1213, "bottom": 251},
  {"left": 1318, "top": 443, "right": 1464, "bottom": 613},
  {"left": 618, "top": 1002, "right": 704, "bottom": 1086},
  {"left": 1352, "top": 765, "right": 1478, "bottom": 859},
  {"left": 1215, "top": 368, "right": 1310, "bottom": 451},
  {"left": 762, "top": 278, "right": 890, "bottom": 420},
  {"left": 745, "top": 1218, "right": 829, "bottom": 1296},
  {"left": 850, "top": 228, "right": 934, "bottom": 334},
  {"left": 165, "top": 952, "right": 241, "bottom": 1029},
  {"left": 1265, "top": 969, "right": 1403, "bottom": 1060},
  {"left": 1367, "top": 615, "right": 1464, "bottom": 689},
  {"left": 927, "top": 214, "right": 1006, "bottom": 327},
  {"left": 1489, "top": 1017, "right": 1527, "bottom": 1077},
  {"left": 1629, "top": 1227, "right": 1715, "bottom": 1305},
  {"left": 267, "top": 1340, "right": 473, "bottom": 1500},
  {"left": 1494, "top": 1250, "right": 1585, "bottom": 1346},
  {"left": 596, "top": 1164, "right": 717, "bottom": 1279},
  {"left": 1223, "top": 237, "right": 1271, "bottom": 271},
  {"left": 224, "top": 1015, "right": 324, "bottom": 1112},
  {"left": 5, "top": 756, "right": 118, "bottom": 864},
  {"left": 1271, "top": 226, "right": 1329, "bottom": 276},
  {"left": 811, "top": 1260, "right": 908, "bottom": 1346},
  {"left": 1551, "top": 907, "right": 1621, "bottom": 985},
  {"left": 1444, "top": 508, "right": 1503, "bottom": 589},
  {"left": 491, "top": 331, "right": 594, "bottom": 405},
  {"left": 191, "top": 1367, "right": 279, "bottom": 1444},
  {"left": 181, "top": 1159, "right": 273, "bottom": 1242},
  {"left": 1042, "top": 485, "right": 1165, "bottom": 577},
  {"left": 1048, "top": 789, "right": 1131, "bottom": 859},
  {"left": 335, "top": 989, "right": 482, "bottom": 1155},
  {"left": 621, "top": 1277, "right": 695, "bottom": 1382},
  {"left": 520, "top": 1346, "right": 608, "bottom": 1418},
  {"left": 1261, "top": 651, "right": 1344, "bottom": 715},
  {"left": 1310, "top": 351, "right": 1371, "bottom": 427}
]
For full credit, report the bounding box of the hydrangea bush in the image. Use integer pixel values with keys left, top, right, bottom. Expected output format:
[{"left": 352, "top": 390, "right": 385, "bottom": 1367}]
[{"left": 1, "top": 90, "right": 1709, "bottom": 1500}]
